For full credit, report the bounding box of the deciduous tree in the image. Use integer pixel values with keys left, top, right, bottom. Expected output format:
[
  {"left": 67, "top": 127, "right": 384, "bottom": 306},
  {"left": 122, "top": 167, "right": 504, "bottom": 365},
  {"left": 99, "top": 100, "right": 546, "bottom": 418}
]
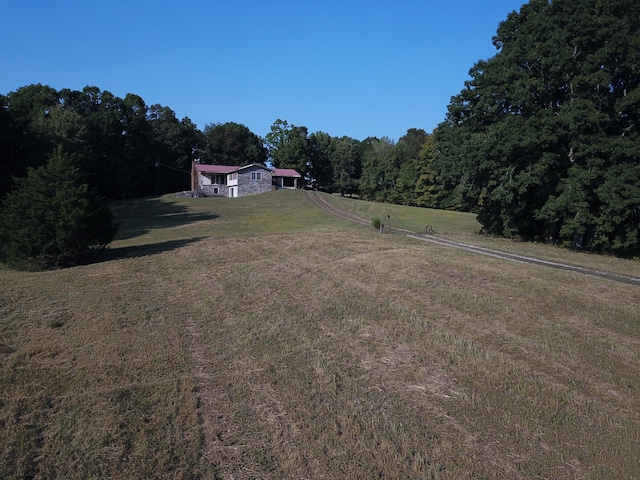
[
  {"left": 201, "top": 122, "right": 267, "bottom": 166},
  {"left": 331, "top": 136, "right": 362, "bottom": 196},
  {"left": 435, "top": 0, "right": 640, "bottom": 254},
  {"left": 265, "top": 119, "right": 310, "bottom": 178},
  {"left": 308, "top": 131, "right": 334, "bottom": 190},
  {"left": 358, "top": 137, "right": 396, "bottom": 202}
]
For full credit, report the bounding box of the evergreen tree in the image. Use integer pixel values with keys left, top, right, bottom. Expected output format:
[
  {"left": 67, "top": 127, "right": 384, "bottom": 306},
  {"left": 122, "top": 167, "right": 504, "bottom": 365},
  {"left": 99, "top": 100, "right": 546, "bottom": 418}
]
[
  {"left": 414, "top": 135, "right": 441, "bottom": 208},
  {"left": 0, "top": 146, "right": 118, "bottom": 270},
  {"left": 1, "top": 84, "right": 61, "bottom": 198}
]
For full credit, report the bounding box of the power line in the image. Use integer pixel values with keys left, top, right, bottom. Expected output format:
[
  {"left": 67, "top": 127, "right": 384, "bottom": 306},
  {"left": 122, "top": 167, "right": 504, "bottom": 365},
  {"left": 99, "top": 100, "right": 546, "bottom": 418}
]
[{"left": 155, "top": 162, "right": 191, "bottom": 174}]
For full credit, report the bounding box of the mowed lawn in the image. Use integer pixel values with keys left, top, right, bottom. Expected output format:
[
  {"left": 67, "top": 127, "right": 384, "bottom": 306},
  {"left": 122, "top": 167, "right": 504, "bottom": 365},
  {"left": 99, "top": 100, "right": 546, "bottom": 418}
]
[{"left": 1, "top": 190, "right": 639, "bottom": 479}]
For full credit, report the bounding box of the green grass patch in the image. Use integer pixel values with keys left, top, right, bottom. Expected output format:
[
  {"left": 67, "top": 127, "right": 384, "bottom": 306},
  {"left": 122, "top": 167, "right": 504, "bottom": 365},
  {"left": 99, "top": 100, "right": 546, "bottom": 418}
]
[
  {"left": 1, "top": 190, "right": 639, "bottom": 478},
  {"left": 322, "top": 193, "right": 482, "bottom": 235}
]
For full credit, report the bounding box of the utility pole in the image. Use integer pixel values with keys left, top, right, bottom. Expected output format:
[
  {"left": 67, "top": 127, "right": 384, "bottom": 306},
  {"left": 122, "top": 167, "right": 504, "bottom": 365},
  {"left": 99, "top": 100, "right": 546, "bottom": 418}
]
[{"left": 155, "top": 160, "right": 160, "bottom": 196}]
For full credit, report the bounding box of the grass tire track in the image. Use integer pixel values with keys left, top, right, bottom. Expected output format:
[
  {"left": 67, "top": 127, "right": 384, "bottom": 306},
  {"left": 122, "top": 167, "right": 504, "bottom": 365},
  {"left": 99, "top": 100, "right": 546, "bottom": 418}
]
[
  {"left": 306, "top": 190, "right": 640, "bottom": 286},
  {"left": 305, "top": 190, "right": 371, "bottom": 226}
]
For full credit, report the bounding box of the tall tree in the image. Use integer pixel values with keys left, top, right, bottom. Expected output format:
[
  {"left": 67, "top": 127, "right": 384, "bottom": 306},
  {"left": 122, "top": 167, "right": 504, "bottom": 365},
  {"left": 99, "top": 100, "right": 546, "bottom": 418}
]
[
  {"left": 0, "top": 146, "right": 117, "bottom": 270},
  {"left": 265, "top": 119, "right": 310, "bottom": 178},
  {"left": 435, "top": 0, "right": 640, "bottom": 254},
  {"left": 0, "top": 93, "right": 17, "bottom": 198},
  {"left": 3, "top": 84, "right": 207, "bottom": 199},
  {"left": 68, "top": 87, "right": 130, "bottom": 198},
  {"left": 414, "top": 134, "right": 441, "bottom": 208},
  {"left": 394, "top": 129, "right": 429, "bottom": 205},
  {"left": 148, "top": 105, "right": 199, "bottom": 193},
  {"left": 331, "top": 136, "right": 362, "bottom": 196},
  {"left": 119, "top": 93, "right": 154, "bottom": 197},
  {"left": 201, "top": 122, "right": 267, "bottom": 166},
  {"left": 1, "top": 84, "right": 61, "bottom": 196},
  {"left": 398, "top": 128, "right": 428, "bottom": 162},
  {"left": 32, "top": 104, "right": 89, "bottom": 158},
  {"left": 358, "top": 137, "right": 397, "bottom": 202},
  {"left": 308, "top": 131, "right": 334, "bottom": 190}
]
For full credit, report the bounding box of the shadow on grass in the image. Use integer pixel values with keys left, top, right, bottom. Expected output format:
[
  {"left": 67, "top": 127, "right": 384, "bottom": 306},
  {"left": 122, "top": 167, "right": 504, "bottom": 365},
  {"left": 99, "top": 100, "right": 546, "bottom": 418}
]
[
  {"left": 101, "top": 237, "right": 205, "bottom": 262},
  {"left": 111, "top": 196, "right": 219, "bottom": 241}
]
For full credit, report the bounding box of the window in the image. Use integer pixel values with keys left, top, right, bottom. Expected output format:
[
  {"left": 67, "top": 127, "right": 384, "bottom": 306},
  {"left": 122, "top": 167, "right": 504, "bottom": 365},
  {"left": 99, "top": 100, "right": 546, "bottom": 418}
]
[
  {"left": 213, "top": 187, "right": 219, "bottom": 195},
  {"left": 251, "top": 171, "right": 262, "bottom": 180}
]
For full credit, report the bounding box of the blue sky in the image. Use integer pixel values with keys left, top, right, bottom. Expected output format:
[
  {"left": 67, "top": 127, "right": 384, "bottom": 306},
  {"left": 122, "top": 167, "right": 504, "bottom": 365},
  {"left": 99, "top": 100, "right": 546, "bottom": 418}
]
[{"left": 2, "top": 1, "right": 525, "bottom": 140}]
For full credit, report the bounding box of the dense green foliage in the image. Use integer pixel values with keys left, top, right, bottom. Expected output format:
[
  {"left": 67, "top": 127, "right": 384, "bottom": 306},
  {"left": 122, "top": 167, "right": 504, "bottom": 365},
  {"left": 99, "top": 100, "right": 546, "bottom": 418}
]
[
  {"left": 264, "top": 119, "right": 312, "bottom": 175},
  {"left": 0, "top": 146, "right": 118, "bottom": 269},
  {"left": 434, "top": 0, "right": 640, "bottom": 254},
  {"left": 2, "top": 1, "right": 639, "bottom": 255},
  {"left": 263, "top": 120, "right": 428, "bottom": 202},
  {"left": 201, "top": 121, "right": 268, "bottom": 166},
  {"left": 1, "top": 85, "right": 200, "bottom": 199}
]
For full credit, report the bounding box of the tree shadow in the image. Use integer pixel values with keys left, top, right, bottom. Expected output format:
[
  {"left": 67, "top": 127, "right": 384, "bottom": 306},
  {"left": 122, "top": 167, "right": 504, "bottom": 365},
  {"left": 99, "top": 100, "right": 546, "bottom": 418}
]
[
  {"left": 100, "top": 237, "right": 206, "bottom": 263},
  {"left": 110, "top": 197, "right": 219, "bottom": 241},
  {"left": 86, "top": 197, "right": 219, "bottom": 264}
]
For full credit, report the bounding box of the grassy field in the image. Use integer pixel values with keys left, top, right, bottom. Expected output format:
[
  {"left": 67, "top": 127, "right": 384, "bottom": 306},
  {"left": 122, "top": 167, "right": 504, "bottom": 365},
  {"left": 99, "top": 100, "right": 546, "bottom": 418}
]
[{"left": 1, "top": 190, "right": 639, "bottom": 479}]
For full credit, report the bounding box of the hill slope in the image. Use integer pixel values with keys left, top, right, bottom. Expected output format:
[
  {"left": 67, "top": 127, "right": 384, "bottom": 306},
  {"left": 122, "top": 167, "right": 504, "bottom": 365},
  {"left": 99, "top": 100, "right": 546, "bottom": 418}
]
[{"left": 1, "top": 190, "right": 639, "bottom": 478}]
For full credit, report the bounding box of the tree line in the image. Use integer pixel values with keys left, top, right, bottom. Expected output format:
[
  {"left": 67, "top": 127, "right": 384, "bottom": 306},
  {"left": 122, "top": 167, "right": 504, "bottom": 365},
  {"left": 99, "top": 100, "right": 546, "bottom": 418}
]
[
  {"left": 1, "top": 0, "right": 639, "bottom": 256},
  {"left": 434, "top": 0, "right": 640, "bottom": 256},
  {"left": 0, "top": 84, "right": 437, "bottom": 205},
  {"left": 0, "top": 85, "right": 263, "bottom": 199}
]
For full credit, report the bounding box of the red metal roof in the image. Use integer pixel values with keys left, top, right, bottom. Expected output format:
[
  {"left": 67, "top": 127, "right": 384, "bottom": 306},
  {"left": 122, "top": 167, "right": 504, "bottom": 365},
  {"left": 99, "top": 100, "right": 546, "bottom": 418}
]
[
  {"left": 194, "top": 163, "right": 301, "bottom": 178},
  {"left": 194, "top": 164, "right": 238, "bottom": 174},
  {"left": 272, "top": 168, "right": 302, "bottom": 178}
]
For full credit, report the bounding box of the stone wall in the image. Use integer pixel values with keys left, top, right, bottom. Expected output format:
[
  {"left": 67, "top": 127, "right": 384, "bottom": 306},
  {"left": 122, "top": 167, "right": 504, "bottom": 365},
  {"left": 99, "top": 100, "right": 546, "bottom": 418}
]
[
  {"left": 199, "top": 185, "right": 229, "bottom": 197},
  {"left": 237, "top": 166, "right": 272, "bottom": 196}
]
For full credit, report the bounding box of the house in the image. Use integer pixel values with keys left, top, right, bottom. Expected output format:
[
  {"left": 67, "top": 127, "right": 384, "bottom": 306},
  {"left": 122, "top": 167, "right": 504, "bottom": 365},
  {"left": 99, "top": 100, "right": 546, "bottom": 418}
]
[{"left": 191, "top": 161, "right": 302, "bottom": 198}]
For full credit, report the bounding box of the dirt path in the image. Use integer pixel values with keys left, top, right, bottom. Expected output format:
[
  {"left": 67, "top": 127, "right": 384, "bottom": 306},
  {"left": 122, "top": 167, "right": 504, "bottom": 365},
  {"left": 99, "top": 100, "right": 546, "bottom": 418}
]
[
  {"left": 306, "top": 189, "right": 372, "bottom": 226},
  {"left": 306, "top": 190, "right": 640, "bottom": 286}
]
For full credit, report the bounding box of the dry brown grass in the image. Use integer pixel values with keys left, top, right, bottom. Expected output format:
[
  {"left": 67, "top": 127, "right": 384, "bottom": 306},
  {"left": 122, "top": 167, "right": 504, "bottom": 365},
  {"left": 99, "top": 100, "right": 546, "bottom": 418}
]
[{"left": 1, "top": 190, "right": 639, "bottom": 478}]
